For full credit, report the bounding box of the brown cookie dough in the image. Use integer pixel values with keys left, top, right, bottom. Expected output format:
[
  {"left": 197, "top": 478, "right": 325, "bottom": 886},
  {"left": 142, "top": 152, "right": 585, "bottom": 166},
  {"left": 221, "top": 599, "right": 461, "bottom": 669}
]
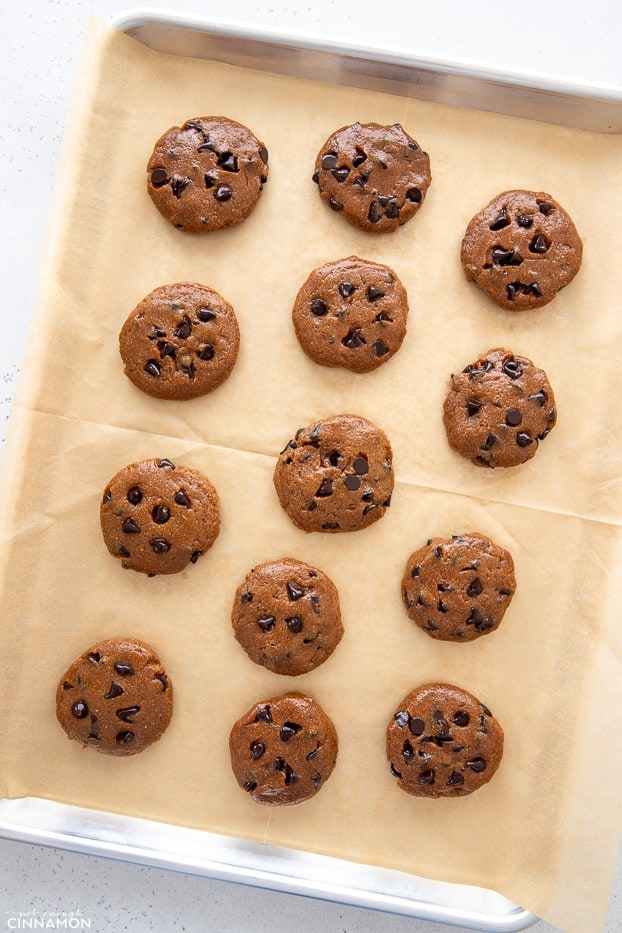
[
  {"left": 147, "top": 116, "right": 269, "bottom": 233},
  {"left": 461, "top": 189, "right": 583, "bottom": 310},
  {"left": 312, "top": 122, "right": 431, "bottom": 233},
  {"left": 229, "top": 693, "right": 338, "bottom": 805},
  {"left": 402, "top": 533, "right": 516, "bottom": 641},
  {"left": 100, "top": 458, "right": 219, "bottom": 575},
  {"left": 443, "top": 348, "right": 557, "bottom": 468},
  {"left": 273, "top": 414, "right": 394, "bottom": 533},
  {"left": 119, "top": 283, "right": 240, "bottom": 400},
  {"left": 292, "top": 256, "right": 409, "bottom": 373},
  {"left": 231, "top": 558, "right": 343, "bottom": 676},
  {"left": 387, "top": 683, "right": 504, "bottom": 798},
  {"left": 56, "top": 638, "right": 173, "bottom": 757}
]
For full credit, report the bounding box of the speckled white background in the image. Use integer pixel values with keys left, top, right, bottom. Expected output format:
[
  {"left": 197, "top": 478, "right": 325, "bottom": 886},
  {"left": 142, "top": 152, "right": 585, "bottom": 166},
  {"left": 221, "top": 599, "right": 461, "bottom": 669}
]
[{"left": 1, "top": 2, "right": 620, "bottom": 931}]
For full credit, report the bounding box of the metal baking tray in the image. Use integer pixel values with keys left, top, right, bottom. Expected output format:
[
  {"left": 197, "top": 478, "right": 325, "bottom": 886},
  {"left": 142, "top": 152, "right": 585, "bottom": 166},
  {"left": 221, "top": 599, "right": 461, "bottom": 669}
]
[{"left": 5, "top": 7, "right": 621, "bottom": 929}]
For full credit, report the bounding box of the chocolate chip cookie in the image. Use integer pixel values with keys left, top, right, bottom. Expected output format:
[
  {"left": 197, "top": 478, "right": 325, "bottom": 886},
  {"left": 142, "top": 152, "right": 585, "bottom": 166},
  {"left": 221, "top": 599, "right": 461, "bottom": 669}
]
[
  {"left": 229, "top": 693, "right": 338, "bottom": 805},
  {"left": 387, "top": 683, "right": 504, "bottom": 798},
  {"left": 443, "top": 348, "right": 557, "bottom": 468},
  {"left": 292, "top": 256, "right": 409, "bottom": 373},
  {"left": 231, "top": 558, "right": 343, "bottom": 675},
  {"left": 461, "top": 189, "right": 583, "bottom": 310},
  {"left": 100, "top": 458, "right": 219, "bottom": 575},
  {"left": 402, "top": 533, "right": 516, "bottom": 641},
  {"left": 312, "top": 122, "right": 431, "bottom": 233},
  {"left": 147, "top": 116, "right": 269, "bottom": 233},
  {"left": 119, "top": 283, "right": 240, "bottom": 400},
  {"left": 273, "top": 414, "right": 394, "bottom": 533},
  {"left": 56, "top": 638, "right": 173, "bottom": 756}
]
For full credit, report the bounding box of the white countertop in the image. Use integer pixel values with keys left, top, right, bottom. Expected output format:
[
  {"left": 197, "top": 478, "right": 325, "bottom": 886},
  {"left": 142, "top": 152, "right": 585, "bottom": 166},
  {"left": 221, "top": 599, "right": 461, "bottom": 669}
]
[{"left": 1, "top": 2, "right": 620, "bottom": 931}]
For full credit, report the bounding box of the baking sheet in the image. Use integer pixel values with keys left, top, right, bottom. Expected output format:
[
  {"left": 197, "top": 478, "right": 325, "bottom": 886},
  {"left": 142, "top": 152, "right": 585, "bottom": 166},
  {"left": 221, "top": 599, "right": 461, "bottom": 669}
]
[{"left": 0, "top": 16, "right": 621, "bottom": 933}]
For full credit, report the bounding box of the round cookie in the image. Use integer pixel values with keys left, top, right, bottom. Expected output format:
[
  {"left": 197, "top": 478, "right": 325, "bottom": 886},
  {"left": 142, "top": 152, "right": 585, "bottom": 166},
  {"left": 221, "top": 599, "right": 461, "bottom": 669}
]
[
  {"left": 312, "top": 122, "right": 431, "bottom": 233},
  {"left": 231, "top": 558, "right": 343, "bottom": 676},
  {"left": 387, "top": 683, "right": 504, "bottom": 798},
  {"left": 100, "top": 458, "right": 219, "bottom": 575},
  {"left": 461, "top": 189, "right": 583, "bottom": 310},
  {"left": 229, "top": 693, "right": 338, "bottom": 805},
  {"left": 402, "top": 533, "right": 516, "bottom": 641},
  {"left": 443, "top": 347, "right": 557, "bottom": 468},
  {"left": 273, "top": 413, "right": 394, "bottom": 533},
  {"left": 56, "top": 637, "right": 173, "bottom": 757},
  {"left": 146, "top": 116, "right": 269, "bottom": 233},
  {"left": 119, "top": 283, "right": 240, "bottom": 400},
  {"left": 292, "top": 256, "right": 409, "bottom": 373}
]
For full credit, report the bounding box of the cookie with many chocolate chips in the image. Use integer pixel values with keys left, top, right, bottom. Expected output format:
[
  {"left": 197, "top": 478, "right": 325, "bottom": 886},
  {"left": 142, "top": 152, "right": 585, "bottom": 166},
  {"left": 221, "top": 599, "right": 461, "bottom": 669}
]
[
  {"left": 119, "top": 283, "right": 240, "bottom": 400},
  {"left": 387, "top": 683, "right": 504, "bottom": 798},
  {"left": 147, "top": 116, "right": 269, "bottom": 233},
  {"left": 312, "top": 122, "right": 431, "bottom": 233},
  {"left": 402, "top": 533, "right": 516, "bottom": 641},
  {"left": 56, "top": 638, "right": 173, "bottom": 757},
  {"left": 232, "top": 558, "right": 343, "bottom": 675},
  {"left": 292, "top": 256, "right": 409, "bottom": 373},
  {"left": 461, "top": 189, "right": 582, "bottom": 310},
  {"left": 273, "top": 414, "right": 394, "bottom": 533},
  {"left": 100, "top": 458, "right": 219, "bottom": 575},
  {"left": 229, "top": 693, "right": 338, "bottom": 805},
  {"left": 443, "top": 348, "right": 557, "bottom": 468}
]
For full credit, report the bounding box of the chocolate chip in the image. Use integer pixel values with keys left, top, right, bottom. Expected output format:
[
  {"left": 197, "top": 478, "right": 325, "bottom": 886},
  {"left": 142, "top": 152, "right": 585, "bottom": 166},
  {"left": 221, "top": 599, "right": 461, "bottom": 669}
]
[
  {"left": 517, "top": 432, "right": 534, "bottom": 447},
  {"left": 285, "top": 616, "right": 303, "bottom": 633},
  {"left": 311, "top": 773, "right": 322, "bottom": 789},
  {"left": 315, "top": 477, "right": 333, "bottom": 498},
  {"left": 102, "top": 489, "right": 112, "bottom": 505},
  {"left": 250, "top": 741, "right": 266, "bottom": 760},
  {"left": 331, "top": 166, "right": 349, "bottom": 182},
  {"left": 344, "top": 474, "right": 361, "bottom": 491},
  {"left": 259, "top": 146, "right": 269, "bottom": 164},
  {"left": 492, "top": 246, "right": 523, "bottom": 266},
  {"left": 150, "top": 167, "right": 169, "bottom": 187},
  {"left": 306, "top": 746, "right": 320, "bottom": 761},
  {"left": 104, "top": 681, "right": 124, "bottom": 700},
  {"left": 243, "top": 781, "right": 257, "bottom": 793},
  {"left": 367, "top": 285, "right": 385, "bottom": 301},
  {"left": 126, "top": 486, "right": 143, "bottom": 505},
  {"left": 280, "top": 722, "right": 302, "bottom": 742},
  {"left": 284, "top": 765, "right": 299, "bottom": 786},
  {"left": 406, "top": 187, "right": 422, "bottom": 202},
  {"left": 214, "top": 185, "right": 232, "bottom": 202},
  {"left": 480, "top": 433, "right": 498, "bottom": 451},
  {"left": 342, "top": 328, "right": 365, "bottom": 349},
  {"left": 502, "top": 358, "right": 523, "bottom": 379},
  {"left": 122, "top": 518, "right": 140, "bottom": 534},
  {"left": 467, "top": 578, "right": 483, "bottom": 597},
  {"left": 174, "top": 490, "right": 190, "bottom": 507},
  {"left": 321, "top": 152, "right": 338, "bottom": 170},
  {"left": 538, "top": 202, "right": 554, "bottom": 215},
  {"left": 385, "top": 200, "right": 400, "bottom": 219},
  {"left": 466, "top": 608, "right": 484, "bottom": 627},
  {"left": 402, "top": 740, "right": 414, "bottom": 762},
  {"left": 452, "top": 711, "right": 470, "bottom": 727},
  {"left": 255, "top": 705, "right": 272, "bottom": 724},
  {"left": 410, "top": 564, "right": 420, "bottom": 579},
  {"left": 329, "top": 197, "right": 343, "bottom": 211},
  {"left": 372, "top": 340, "right": 389, "bottom": 357},
  {"left": 516, "top": 214, "right": 533, "bottom": 228},
  {"left": 352, "top": 148, "right": 367, "bottom": 167},
  {"left": 87, "top": 714, "right": 100, "bottom": 741},
  {"left": 257, "top": 616, "right": 276, "bottom": 632},
  {"left": 143, "top": 359, "right": 161, "bottom": 377},
  {"left": 328, "top": 449, "right": 342, "bottom": 467},
  {"left": 438, "top": 600, "right": 448, "bottom": 613},
  {"left": 117, "top": 546, "right": 130, "bottom": 558},
  {"left": 190, "top": 551, "right": 202, "bottom": 563},
  {"left": 286, "top": 581, "right": 305, "bottom": 601},
  {"left": 362, "top": 503, "right": 378, "bottom": 516},
  {"left": 466, "top": 397, "right": 482, "bottom": 416},
  {"left": 418, "top": 769, "right": 435, "bottom": 785},
  {"left": 446, "top": 771, "right": 464, "bottom": 786},
  {"left": 390, "top": 763, "right": 402, "bottom": 778},
  {"left": 152, "top": 505, "right": 170, "bottom": 524},
  {"left": 150, "top": 538, "right": 170, "bottom": 553},
  {"left": 528, "top": 389, "right": 547, "bottom": 406},
  {"left": 394, "top": 710, "right": 410, "bottom": 728},
  {"left": 158, "top": 459, "right": 175, "bottom": 469},
  {"left": 71, "top": 700, "right": 88, "bottom": 719},
  {"left": 530, "top": 234, "right": 549, "bottom": 253},
  {"left": 467, "top": 756, "right": 486, "bottom": 772},
  {"left": 171, "top": 176, "right": 191, "bottom": 198},
  {"left": 489, "top": 209, "right": 509, "bottom": 230},
  {"left": 312, "top": 171, "right": 319, "bottom": 184},
  {"left": 409, "top": 717, "right": 425, "bottom": 736},
  {"left": 217, "top": 151, "right": 238, "bottom": 172},
  {"left": 505, "top": 408, "right": 522, "bottom": 426},
  {"left": 310, "top": 298, "right": 328, "bottom": 316},
  {"left": 368, "top": 202, "right": 381, "bottom": 223},
  {"left": 321, "top": 522, "right": 339, "bottom": 529},
  {"left": 174, "top": 319, "right": 191, "bottom": 340},
  {"left": 158, "top": 341, "right": 176, "bottom": 359},
  {"left": 116, "top": 706, "right": 140, "bottom": 723},
  {"left": 353, "top": 456, "right": 368, "bottom": 475},
  {"left": 339, "top": 281, "right": 356, "bottom": 297},
  {"left": 204, "top": 173, "right": 216, "bottom": 189},
  {"left": 113, "top": 662, "right": 134, "bottom": 677},
  {"left": 154, "top": 672, "right": 169, "bottom": 691}
]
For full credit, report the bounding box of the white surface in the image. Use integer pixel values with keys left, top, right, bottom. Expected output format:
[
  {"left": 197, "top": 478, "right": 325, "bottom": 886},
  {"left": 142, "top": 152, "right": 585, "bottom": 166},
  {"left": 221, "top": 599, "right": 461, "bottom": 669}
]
[{"left": 0, "top": 1, "right": 621, "bottom": 931}]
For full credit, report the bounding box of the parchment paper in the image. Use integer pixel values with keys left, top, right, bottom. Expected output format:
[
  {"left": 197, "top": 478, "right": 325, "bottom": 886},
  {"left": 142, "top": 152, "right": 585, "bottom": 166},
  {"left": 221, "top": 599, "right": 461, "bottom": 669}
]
[{"left": 0, "top": 18, "right": 621, "bottom": 933}]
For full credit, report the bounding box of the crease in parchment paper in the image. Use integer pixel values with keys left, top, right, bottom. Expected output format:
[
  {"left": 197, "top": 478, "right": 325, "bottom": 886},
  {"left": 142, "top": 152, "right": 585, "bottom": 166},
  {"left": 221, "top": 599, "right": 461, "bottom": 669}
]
[{"left": 0, "top": 18, "right": 621, "bottom": 933}]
